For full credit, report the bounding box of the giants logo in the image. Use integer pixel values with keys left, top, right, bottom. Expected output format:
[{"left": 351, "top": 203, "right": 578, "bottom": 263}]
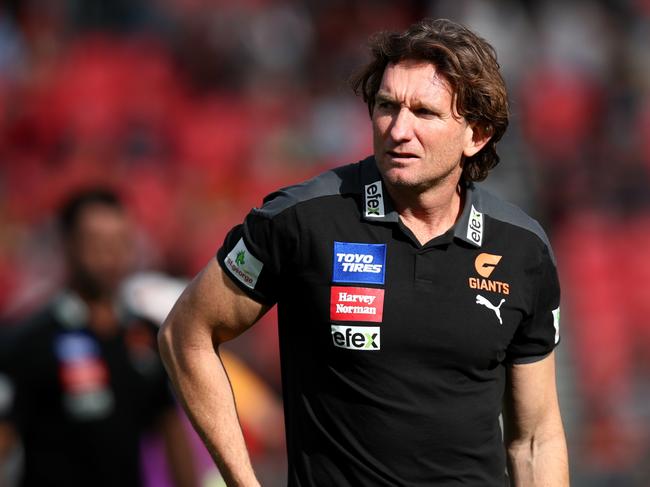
[
  {"left": 474, "top": 253, "right": 501, "bottom": 277},
  {"left": 468, "top": 252, "right": 510, "bottom": 295}
]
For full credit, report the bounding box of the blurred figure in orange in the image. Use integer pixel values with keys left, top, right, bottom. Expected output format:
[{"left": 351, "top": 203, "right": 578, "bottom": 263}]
[{"left": 0, "top": 188, "right": 197, "bottom": 487}]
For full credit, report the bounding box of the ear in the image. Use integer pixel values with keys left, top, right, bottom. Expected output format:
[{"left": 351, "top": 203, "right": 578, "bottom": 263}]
[{"left": 462, "top": 123, "right": 492, "bottom": 158}]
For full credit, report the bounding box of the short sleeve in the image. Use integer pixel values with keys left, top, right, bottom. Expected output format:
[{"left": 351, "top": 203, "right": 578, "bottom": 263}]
[
  {"left": 0, "top": 327, "right": 21, "bottom": 422},
  {"left": 217, "top": 197, "right": 299, "bottom": 306},
  {"left": 506, "top": 245, "right": 561, "bottom": 364},
  {"left": 0, "top": 373, "right": 15, "bottom": 421}
]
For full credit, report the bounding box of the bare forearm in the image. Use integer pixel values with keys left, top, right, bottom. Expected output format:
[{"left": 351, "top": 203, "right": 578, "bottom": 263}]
[
  {"left": 0, "top": 422, "right": 17, "bottom": 461},
  {"left": 507, "top": 434, "right": 569, "bottom": 487},
  {"left": 505, "top": 354, "right": 569, "bottom": 486},
  {"left": 159, "top": 322, "right": 260, "bottom": 487},
  {"left": 158, "top": 410, "right": 199, "bottom": 487}
]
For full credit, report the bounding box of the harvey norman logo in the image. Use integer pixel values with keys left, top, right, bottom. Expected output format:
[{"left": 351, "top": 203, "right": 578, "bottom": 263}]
[
  {"left": 364, "top": 181, "right": 385, "bottom": 218},
  {"left": 332, "top": 242, "right": 386, "bottom": 285},
  {"left": 331, "top": 325, "right": 380, "bottom": 350},
  {"left": 330, "top": 286, "right": 384, "bottom": 322},
  {"left": 224, "top": 238, "right": 263, "bottom": 289}
]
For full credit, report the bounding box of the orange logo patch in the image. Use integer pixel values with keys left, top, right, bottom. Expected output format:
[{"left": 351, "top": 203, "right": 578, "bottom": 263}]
[
  {"left": 474, "top": 253, "right": 502, "bottom": 278},
  {"left": 469, "top": 253, "right": 510, "bottom": 295}
]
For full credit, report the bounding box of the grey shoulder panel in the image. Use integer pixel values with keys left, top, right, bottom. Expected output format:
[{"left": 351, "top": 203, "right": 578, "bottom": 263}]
[
  {"left": 253, "top": 161, "right": 361, "bottom": 219},
  {"left": 475, "top": 185, "right": 556, "bottom": 264}
]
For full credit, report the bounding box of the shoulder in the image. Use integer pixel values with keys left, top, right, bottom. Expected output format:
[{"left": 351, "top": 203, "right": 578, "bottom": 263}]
[
  {"left": 0, "top": 304, "right": 57, "bottom": 365},
  {"left": 473, "top": 184, "right": 555, "bottom": 263},
  {"left": 252, "top": 159, "right": 364, "bottom": 220}
]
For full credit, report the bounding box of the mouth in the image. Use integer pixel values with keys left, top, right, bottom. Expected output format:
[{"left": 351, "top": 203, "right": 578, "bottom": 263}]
[{"left": 386, "top": 150, "right": 419, "bottom": 162}]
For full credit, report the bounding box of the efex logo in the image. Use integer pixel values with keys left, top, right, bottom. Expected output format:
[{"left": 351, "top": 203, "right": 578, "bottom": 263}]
[
  {"left": 331, "top": 325, "right": 380, "bottom": 350},
  {"left": 468, "top": 252, "right": 510, "bottom": 295},
  {"left": 364, "top": 181, "right": 385, "bottom": 218}
]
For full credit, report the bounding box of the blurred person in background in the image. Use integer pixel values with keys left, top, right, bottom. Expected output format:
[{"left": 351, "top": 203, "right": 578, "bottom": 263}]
[
  {"left": 1, "top": 0, "right": 649, "bottom": 485},
  {"left": 159, "top": 18, "right": 568, "bottom": 487},
  {"left": 0, "top": 188, "right": 197, "bottom": 487}
]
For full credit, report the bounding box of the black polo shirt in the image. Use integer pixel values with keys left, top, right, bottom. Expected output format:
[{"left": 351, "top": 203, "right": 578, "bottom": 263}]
[
  {"left": 217, "top": 156, "right": 561, "bottom": 486},
  {"left": 0, "top": 293, "right": 175, "bottom": 487}
]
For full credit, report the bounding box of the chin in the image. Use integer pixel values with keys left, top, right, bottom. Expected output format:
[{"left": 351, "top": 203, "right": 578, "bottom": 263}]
[{"left": 381, "top": 165, "right": 421, "bottom": 187}]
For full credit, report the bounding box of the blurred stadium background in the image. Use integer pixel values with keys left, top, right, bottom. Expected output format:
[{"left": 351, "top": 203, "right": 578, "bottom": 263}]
[{"left": 0, "top": 0, "right": 649, "bottom": 485}]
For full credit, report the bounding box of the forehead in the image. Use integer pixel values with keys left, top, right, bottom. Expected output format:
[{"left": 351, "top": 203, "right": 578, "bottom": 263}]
[
  {"left": 378, "top": 60, "right": 453, "bottom": 102},
  {"left": 74, "top": 204, "right": 129, "bottom": 235}
]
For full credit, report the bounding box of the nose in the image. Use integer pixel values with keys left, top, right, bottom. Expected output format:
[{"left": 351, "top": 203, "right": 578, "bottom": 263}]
[{"left": 389, "top": 107, "right": 415, "bottom": 143}]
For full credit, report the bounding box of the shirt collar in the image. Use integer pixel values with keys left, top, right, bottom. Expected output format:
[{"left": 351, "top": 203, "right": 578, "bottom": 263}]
[
  {"left": 359, "top": 156, "right": 399, "bottom": 223},
  {"left": 359, "top": 156, "right": 485, "bottom": 248},
  {"left": 453, "top": 182, "right": 485, "bottom": 248},
  {"left": 52, "top": 291, "right": 128, "bottom": 330},
  {"left": 53, "top": 292, "right": 89, "bottom": 330}
]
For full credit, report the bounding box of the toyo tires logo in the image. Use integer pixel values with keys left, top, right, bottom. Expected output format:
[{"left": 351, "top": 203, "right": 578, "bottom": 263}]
[{"left": 332, "top": 242, "right": 386, "bottom": 284}]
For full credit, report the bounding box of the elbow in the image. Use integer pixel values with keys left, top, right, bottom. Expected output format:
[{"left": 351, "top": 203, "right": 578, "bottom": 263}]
[
  {"left": 506, "top": 436, "right": 530, "bottom": 458},
  {"left": 506, "top": 437, "right": 533, "bottom": 465},
  {"left": 157, "top": 310, "right": 179, "bottom": 369},
  {"left": 157, "top": 304, "right": 220, "bottom": 370}
]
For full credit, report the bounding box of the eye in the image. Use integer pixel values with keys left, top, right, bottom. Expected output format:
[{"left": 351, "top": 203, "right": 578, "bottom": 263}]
[
  {"left": 414, "top": 108, "right": 436, "bottom": 117},
  {"left": 376, "top": 100, "right": 396, "bottom": 111}
]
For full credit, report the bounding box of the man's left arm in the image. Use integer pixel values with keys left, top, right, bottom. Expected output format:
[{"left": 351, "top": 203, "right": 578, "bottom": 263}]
[
  {"left": 503, "top": 351, "right": 569, "bottom": 487},
  {"left": 156, "top": 408, "right": 199, "bottom": 487}
]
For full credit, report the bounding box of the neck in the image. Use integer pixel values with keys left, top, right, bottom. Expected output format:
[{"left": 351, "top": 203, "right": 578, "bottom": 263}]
[
  {"left": 87, "top": 300, "right": 120, "bottom": 338},
  {"left": 386, "top": 172, "right": 464, "bottom": 245},
  {"left": 68, "top": 282, "right": 120, "bottom": 338}
]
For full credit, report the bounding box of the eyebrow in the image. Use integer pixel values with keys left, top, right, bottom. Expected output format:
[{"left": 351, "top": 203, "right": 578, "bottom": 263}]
[
  {"left": 375, "top": 91, "right": 397, "bottom": 103},
  {"left": 376, "top": 91, "right": 442, "bottom": 114}
]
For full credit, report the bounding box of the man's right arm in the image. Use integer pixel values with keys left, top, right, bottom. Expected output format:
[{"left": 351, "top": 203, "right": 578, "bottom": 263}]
[{"left": 158, "top": 259, "right": 270, "bottom": 487}]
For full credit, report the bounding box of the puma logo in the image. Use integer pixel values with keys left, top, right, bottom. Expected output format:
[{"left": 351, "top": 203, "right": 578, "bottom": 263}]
[{"left": 476, "top": 294, "right": 505, "bottom": 325}]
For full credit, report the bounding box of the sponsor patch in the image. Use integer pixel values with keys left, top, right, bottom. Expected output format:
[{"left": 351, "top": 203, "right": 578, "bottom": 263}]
[
  {"left": 55, "top": 332, "right": 114, "bottom": 419},
  {"left": 364, "top": 181, "right": 385, "bottom": 218},
  {"left": 331, "top": 325, "right": 381, "bottom": 350},
  {"left": 475, "top": 294, "right": 506, "bottom": 325},
  {"left": 332, "top": 242, "right": 386, "bottom": 284},
  {"left": 474, "top": 253, "right": 502, "bottom": 278},
  {"left": 330, "top": 286, "right": 384, "bottom": 322},
  {"left": 63, "top": 388, "right": 115, "bottom": 420},
  {"left": 466, "top": 205, "right": 483, "bottom": 246},
  {"left": 469, "top": 277, "right": 510, "bottom": 295},
  {"left": 59, "top": 358, "right": 110, "bottom": 393},
  {"left": 224, "top": 238, "right": 264, "bottom": 289},
  {"left": 552, "top": 307, "right": 561, "bottom": 344},
  {"left": 55, "top": 333, "right": 100, "bottom": 362},
  {"left": 469, "top": 252, "right": 510, "bottom": 294}
]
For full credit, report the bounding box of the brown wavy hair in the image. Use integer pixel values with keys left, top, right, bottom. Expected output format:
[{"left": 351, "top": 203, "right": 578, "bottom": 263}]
[{"left": 351, "top": 18, "right": 509, "bottom": 182}]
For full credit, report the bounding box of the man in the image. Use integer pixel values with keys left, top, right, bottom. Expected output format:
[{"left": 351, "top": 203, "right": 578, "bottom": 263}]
[
  {"left": 159, "top": 19, "right": 569, "bottom": 486},
  {"left": 0, "top": 189, "right": 197, "bottom": 487}
]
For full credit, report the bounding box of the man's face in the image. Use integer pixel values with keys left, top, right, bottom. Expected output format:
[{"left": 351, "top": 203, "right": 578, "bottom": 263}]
[
  {"left": 66, "top": 204, "right": 134, "bottom": 298},
  {"left": 372, "top": 60, "right": 479, "bottom": 192}
]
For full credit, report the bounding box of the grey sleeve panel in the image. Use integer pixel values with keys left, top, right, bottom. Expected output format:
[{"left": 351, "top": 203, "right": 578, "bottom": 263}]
[
  {"left": 475, "top": 186, "right": 556, "bottom": 264},
  {"left": 508, "top": 350, "right": 553, "bottom": 365},
  {"left": 253, "top": 162, "right": 360, "bottom": 219}
]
